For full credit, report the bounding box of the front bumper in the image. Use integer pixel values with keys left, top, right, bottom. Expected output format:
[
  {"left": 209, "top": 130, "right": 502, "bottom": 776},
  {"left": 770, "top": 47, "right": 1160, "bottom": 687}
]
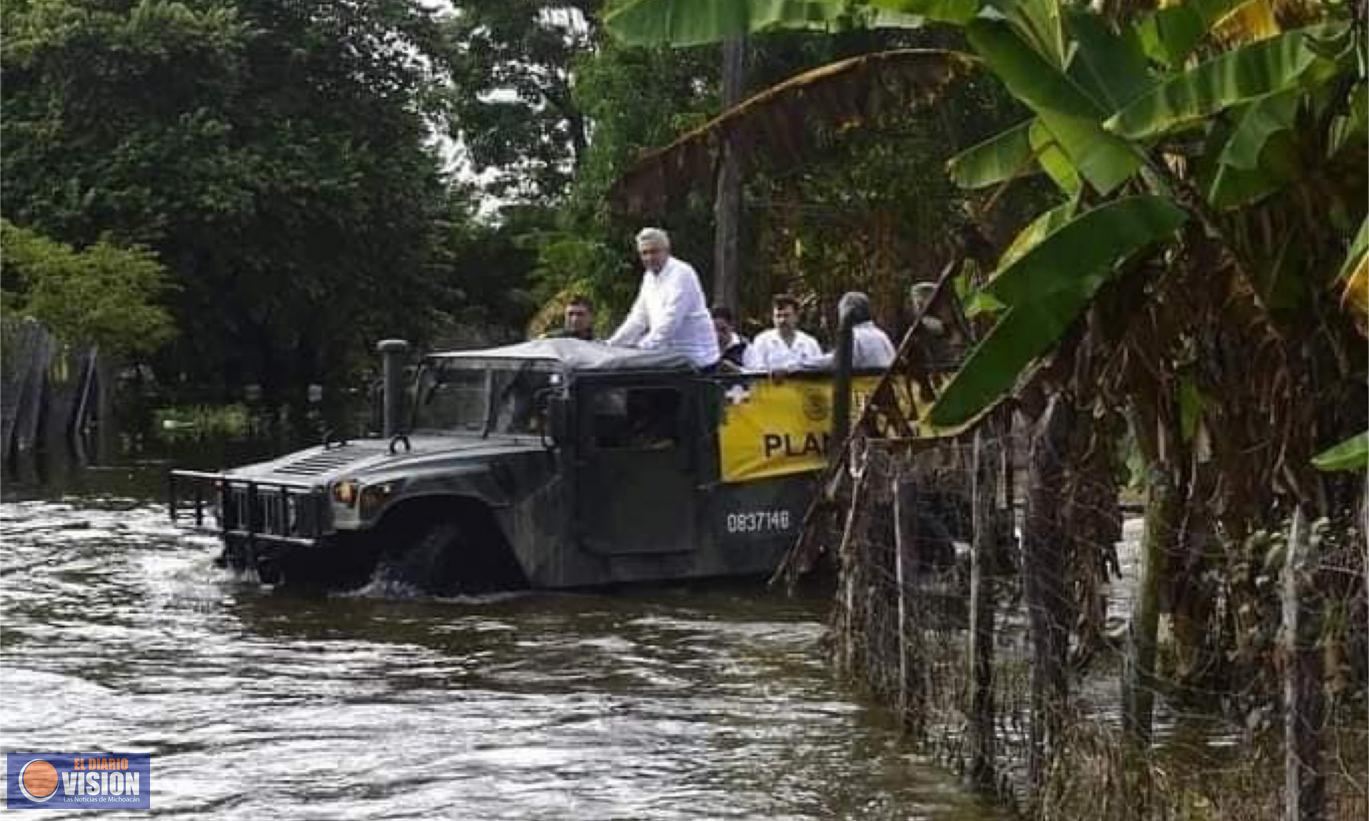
[{"left": 168, "top": 469, "right": 330, "bottom": 547}]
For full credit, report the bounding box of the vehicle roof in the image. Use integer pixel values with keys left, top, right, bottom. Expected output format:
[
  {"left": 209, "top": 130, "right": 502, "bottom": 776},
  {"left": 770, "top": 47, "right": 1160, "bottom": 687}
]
[{"left": 430, "top": 338, "right": 697, "bottom": 372}]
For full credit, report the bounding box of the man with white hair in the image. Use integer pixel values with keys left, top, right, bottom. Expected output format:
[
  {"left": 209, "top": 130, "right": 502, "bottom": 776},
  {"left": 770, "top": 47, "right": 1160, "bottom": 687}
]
[
  {"left": 804, "top": 291, "right": 896, "bottom": 370},
  {"left": 608, "top": 228, "right": 720, "bottom": 368}
]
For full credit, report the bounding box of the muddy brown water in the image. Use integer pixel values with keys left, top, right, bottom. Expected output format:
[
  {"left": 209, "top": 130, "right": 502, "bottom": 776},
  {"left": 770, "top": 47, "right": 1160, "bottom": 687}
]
[{"left": 1, "top": 454, "right": 1003, "bottom": 820}]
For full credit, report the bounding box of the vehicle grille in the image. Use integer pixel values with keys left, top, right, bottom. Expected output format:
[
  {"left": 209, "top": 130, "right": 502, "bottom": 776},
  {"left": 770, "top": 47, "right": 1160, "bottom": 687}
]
[
  {"left": 221, "top": 483, "right": 326, "bottom": 539},
  {"left": 170, "top": 470, "right": 327, "bottom": 546}
]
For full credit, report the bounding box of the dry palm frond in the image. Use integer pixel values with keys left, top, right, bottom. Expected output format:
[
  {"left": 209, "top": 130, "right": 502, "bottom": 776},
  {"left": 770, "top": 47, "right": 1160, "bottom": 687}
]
[
  {"left": 1210, "top": 0, "right": 1282, "bottom": 47},
  {"left": 611, "top": 49, "right": 979, "bottom": 216}
]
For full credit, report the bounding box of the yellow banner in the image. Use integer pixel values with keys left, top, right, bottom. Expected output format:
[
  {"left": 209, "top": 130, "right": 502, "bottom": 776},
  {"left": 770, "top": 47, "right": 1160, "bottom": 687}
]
[{"left": 717, "top": 375, "right": 928, "bottom": 484}]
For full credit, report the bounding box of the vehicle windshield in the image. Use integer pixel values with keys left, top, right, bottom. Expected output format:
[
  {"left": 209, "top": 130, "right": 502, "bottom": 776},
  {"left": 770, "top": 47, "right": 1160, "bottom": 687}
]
[{"left": 412, "top": 359, "right": 557, "bottom": 435}]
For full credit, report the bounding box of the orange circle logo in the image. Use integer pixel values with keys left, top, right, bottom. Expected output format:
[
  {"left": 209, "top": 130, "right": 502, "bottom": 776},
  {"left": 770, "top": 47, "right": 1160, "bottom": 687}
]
[{"left": 19, "top": 759, "right": 59, "bottom": 802}]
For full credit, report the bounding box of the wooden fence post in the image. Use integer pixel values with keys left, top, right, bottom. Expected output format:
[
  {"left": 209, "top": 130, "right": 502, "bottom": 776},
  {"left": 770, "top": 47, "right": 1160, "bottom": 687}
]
[
  {"left": 969, "top": 424, "right": 999, "bottom": 790},
  {"left": 1023, "top": 394, "right": 1072, "bottom": 794},
  {"left": 1282, "top": 505, "right": 1325, "bottom": 821},
  {"left": 835, "top": 445, "right": 872, "bottom": 678},
  {"left": 893, "top": 470, "right": 909, "bottom": 718}
]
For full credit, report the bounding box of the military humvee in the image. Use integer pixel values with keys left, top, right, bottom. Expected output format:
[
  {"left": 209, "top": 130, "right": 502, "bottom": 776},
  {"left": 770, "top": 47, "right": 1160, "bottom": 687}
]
[{"left": 169, "top": 337, "right": 901, "bottom": 593}]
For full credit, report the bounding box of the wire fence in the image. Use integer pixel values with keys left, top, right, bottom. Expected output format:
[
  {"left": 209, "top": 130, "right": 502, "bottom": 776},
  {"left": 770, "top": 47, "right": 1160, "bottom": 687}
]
[{"left": 813, "top": 423, "right": 1368, "bottom": 819}]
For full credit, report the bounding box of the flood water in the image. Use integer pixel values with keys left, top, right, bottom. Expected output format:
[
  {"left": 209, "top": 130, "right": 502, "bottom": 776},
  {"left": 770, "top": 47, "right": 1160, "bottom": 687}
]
[{"left": 0, "top": 456, "right": 1001, "bottom": 819}]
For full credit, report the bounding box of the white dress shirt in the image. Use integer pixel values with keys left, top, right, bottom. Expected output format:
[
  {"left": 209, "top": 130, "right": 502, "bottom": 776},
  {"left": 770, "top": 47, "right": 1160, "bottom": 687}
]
[
  {"left": 744, "top": 328, "right": 822, "bottom": 371},
  {"left": 804, "top": 321, "right": 897, "bottom": 370},
  {"left": 608, "top": 256, "right": 720, "bottom": 368}
]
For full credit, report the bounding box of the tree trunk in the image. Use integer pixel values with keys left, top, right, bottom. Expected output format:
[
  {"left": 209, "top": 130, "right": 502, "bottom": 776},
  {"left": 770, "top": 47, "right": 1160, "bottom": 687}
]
[
  {"left": 94, "top": 355, "right": 117, "bottom": 465},
  {"left": 1122, "top": 397, "right": 1183, "bottom": 745},
  {"left": 1122, "top": 461, "right": 1181, "bottom": 743},
  {"left": 712, "top": 36, "right": 746, "bottom": 313}
]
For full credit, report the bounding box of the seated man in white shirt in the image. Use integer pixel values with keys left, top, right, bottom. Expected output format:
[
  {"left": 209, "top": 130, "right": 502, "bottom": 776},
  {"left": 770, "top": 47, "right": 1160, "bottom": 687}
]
[
  {"left": 743, "top": 293, "right": 822, "bottom": 372},
  {"left": 804, "top": 291, "right": 897, "bottom": 370},
  {"left": 607, "top": 227, "right": 720, "bottom": 369}
]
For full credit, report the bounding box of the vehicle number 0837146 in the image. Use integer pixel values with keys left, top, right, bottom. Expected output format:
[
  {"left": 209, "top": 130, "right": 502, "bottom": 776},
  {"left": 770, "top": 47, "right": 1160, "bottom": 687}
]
[{"left": 725, "top": 509, "right": 791, "bottom": 534}]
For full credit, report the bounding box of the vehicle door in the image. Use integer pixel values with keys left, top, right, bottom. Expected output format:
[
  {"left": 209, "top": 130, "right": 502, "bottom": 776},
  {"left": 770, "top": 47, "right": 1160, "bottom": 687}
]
[{"left": 574, "top": 375, "right": 697, "bottom": 555}]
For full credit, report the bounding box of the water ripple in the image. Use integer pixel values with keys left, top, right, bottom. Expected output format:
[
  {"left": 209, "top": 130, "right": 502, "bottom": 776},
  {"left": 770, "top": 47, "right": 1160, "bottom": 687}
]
[{"left": 1, "top": 496, "right": 1001, "bottom": 820}]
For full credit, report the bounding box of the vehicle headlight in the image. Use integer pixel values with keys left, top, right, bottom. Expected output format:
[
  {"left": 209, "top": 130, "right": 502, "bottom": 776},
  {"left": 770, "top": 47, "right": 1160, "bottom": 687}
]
[{"left": 331, "top": 479, "right": 359, "bottom": 508}]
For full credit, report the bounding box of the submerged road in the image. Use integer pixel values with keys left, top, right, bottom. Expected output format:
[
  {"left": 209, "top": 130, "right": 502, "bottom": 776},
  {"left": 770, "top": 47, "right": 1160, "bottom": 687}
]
[{"left": 0, "top": 479, "right": 1001, "bottom": 820}]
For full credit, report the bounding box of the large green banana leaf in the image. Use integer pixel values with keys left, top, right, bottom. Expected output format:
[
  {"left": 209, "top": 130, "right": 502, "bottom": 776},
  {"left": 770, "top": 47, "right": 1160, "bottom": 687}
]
[
  {"left": 1311, "top": 431, "right": 1369, "bottom": 472},
  {"left": 997, "top": 0, "right": 1066, "bottom": 68},
  {"left": 985, "top": 196, "right": 1187, "bottom": 306},
  {"left": 1134, "top": 0, "right": 1247, "bottom": 68},
  {"left": 967, "top": 19, "right": 1140, "bottom": 194},
  {"left": 1218, "top": 88, "right": 1301, "bottom": 170},
  {"left": 1136, "top": 6, "right": 1204, "bottom": 69},
  {"left": 926, "top": 278, "right": 1097, "bottom": 427},
  {"left": 959, "top": 198, "right": 1077, "bottom": 318},
  {"left": 926, "top": 197, "right": 1187, "bottom": 426},
  {"left": 1028, "top": 120, "right": 1082, "bottom": 194},
  {"left": 1106, "top": 25, "right": 1341, "bottom": 140},
  {"left": 946, "top": 119, "right": 1035, "bottom": 188},
  {"left": 604, "top": 0, "right": 850, "bottom": 46},
  {"left": 1064, "top": 8, "right": 1153, "bottom": 111},
  {"left": 1205, "top": 127, "right": 1298, "bottom": 209},
  {"left": 996, "top": 197, "right": 1078, "bottom": 270}
]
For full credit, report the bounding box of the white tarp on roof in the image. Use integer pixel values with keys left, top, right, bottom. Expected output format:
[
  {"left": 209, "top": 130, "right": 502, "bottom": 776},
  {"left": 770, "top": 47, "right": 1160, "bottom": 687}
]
[{"left": 434, "top": 338, "right": 695, "bottom": 372}]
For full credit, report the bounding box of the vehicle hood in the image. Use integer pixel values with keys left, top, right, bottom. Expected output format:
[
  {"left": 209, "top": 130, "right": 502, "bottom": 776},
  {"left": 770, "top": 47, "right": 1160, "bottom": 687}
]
[{"left": 224, "top": 433, "right": 547, "bottom": 487}]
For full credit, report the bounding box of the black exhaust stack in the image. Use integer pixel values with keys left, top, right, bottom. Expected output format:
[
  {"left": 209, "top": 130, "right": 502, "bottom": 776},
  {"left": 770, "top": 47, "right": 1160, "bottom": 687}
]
[{"left": 377, "top": 339, "right": 409, "bottom": 438}]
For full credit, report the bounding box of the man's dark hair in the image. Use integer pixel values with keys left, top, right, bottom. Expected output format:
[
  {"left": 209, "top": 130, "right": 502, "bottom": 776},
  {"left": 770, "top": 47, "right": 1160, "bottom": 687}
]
[
  {"left": 567, "top": 295, "right": 593, "bottom": 312},
  {"left": 710, "top": 305, "right": 734, "bottom": 322},
  {"left": 771, "top": 294, "right": 800, "bottom": 312}
]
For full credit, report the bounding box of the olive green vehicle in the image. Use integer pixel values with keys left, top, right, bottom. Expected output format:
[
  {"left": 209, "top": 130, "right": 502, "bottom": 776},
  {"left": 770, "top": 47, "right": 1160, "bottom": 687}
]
[{"left": 169, "top": 338, "right": 870, "bottom": 594}]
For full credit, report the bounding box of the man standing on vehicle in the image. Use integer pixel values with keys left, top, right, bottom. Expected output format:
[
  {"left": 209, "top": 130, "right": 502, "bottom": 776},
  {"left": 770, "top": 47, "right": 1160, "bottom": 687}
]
[
  {"left": 608, "top": 228, "right": 720, "bottom": 368},
  {"left": 744, "top": 293, "right": 822, "bottom": 372}
]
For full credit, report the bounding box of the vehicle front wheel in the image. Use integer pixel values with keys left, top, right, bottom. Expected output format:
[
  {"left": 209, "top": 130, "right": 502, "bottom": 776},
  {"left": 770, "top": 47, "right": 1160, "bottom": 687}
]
[{"left": 377, "top": 518, "right": 526, "bottom": 596}]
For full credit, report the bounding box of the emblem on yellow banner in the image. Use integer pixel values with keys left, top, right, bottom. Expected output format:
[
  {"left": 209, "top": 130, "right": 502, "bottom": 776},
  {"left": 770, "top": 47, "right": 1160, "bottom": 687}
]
[{"left": 718, "top": 375, "right": 921, "bottom": 484}]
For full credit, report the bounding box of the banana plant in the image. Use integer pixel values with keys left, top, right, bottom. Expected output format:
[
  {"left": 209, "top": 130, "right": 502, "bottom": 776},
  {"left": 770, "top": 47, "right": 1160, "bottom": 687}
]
[{"left": 605, "top": 0, "right": 1365, "bottom": 426}]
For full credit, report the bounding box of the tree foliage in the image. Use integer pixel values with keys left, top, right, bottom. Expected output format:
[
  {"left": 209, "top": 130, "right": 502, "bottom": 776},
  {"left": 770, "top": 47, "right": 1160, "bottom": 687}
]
[
  {"left": 523, "top": 31, "right": 723, "bottom": 330},
  {"left": 442, "top": 1, "right": 598, "bottom": 203},
  {"left": 1, "top": 0, "right": 487, "bottom": 397},
  {"left": 555, "top": 20, "right": 1036, "bottom": 338},
  {"left": 0, "top": 219, "right": 176, "bottom": 356}
]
